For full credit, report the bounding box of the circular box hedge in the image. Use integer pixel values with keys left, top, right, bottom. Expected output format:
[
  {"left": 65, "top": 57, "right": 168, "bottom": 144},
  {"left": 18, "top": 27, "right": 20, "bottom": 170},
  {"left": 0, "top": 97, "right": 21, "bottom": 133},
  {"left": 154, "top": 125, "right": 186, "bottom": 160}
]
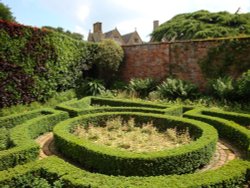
[{"left": 54, "top": 112, "right": 218, "bottom": 176}]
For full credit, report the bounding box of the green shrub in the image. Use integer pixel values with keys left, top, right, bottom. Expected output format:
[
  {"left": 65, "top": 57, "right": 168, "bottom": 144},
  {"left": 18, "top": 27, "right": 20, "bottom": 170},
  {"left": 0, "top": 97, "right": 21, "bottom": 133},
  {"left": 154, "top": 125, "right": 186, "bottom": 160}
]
[
  {"left": 0, "top": 127, "right": 10, "bottom": 151},
  {"left": 110, "top": 80, "right": 127, "bottom": 90},
  {"left": 157, "top": 78, "right": 198, "bottom": 99},
  {"left": 78, "top": 78, "right": 106, "bottom": 96},
  {"left": 97, "top": 39, "right": 124, "bottom": 71},
  {"left": 127, "top": 78, "right": 157, "bottom": 98},
  {"left": 208, "top": 76, "right": 237, "bottom": 100},
  {"left": 94, "top": 39, "right": 124, "bottom": 86},
  {"left": 237, "top": 69, "right": 250, "bottom": 102}
]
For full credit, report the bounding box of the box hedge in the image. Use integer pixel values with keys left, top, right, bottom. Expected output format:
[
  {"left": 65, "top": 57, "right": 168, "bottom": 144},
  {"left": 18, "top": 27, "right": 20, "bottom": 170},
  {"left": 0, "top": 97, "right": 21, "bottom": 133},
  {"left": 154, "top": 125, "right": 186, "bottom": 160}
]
[
  {"left": 0, "top": 109, "right": 68, "bottom": 170},
  {"left": 0, "top": 156, "right": 249, "bottom": 187},
  {"left": 56, "top": 97, "right": 183, "bottom": 117},
  {"left": 184, "top": 108, "right": 250, "bottom": 158},
  {"left": 53, "top": 112, "right": 218, "bottom": 176}
]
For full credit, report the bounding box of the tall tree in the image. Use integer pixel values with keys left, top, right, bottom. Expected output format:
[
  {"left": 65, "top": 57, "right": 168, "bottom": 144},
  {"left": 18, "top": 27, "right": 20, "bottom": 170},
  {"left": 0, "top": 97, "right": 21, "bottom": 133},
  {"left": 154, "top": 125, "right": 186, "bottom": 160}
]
[
  {"left": 0, "top": 2, "right": 15, "bottom": 22},
  {"left": 151, "top": 10, "right": 250, "bottom": 41}
]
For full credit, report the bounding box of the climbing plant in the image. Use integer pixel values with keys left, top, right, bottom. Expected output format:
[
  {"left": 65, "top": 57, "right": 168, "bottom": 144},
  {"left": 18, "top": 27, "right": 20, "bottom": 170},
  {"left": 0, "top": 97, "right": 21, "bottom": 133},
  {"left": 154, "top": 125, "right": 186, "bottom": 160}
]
[{"left": 199, "top": 38, "right": 250, "bottom": 79}]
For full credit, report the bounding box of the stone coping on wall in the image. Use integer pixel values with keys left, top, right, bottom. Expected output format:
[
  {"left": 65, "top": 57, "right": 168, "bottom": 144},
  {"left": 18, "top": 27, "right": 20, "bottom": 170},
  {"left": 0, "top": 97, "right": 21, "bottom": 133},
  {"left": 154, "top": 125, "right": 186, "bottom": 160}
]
[{"left": 122, "top": 36, "right": 250, "bottom": 47}]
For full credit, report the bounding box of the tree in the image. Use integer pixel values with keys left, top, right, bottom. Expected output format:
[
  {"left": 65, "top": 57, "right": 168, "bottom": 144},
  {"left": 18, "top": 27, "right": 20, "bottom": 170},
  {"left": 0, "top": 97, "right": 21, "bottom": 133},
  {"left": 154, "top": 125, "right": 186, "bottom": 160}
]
[
  {"left": 0, "top": 2, "right": 15, "bottom": 22},
  {"left": 151, "top": 10, "right": 250, "bottom": 41},
  {"left": 42, "top": 26, "right": 84, "bottom": 40}
]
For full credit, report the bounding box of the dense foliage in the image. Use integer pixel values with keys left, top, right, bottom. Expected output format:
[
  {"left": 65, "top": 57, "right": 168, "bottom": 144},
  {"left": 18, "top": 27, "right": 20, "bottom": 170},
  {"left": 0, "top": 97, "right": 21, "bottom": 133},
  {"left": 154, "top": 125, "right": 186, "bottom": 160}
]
[
  {"left": 127, "top": 78, "right": 157, "bottom": 98},
  {"left": 42, "top": 26, "right": 84, "bottom": 40},
  {"left": 0, "top": 20, "right": 124, "bottom": 107},
  {"left": 199, "top": 38, "right": 250, "bottom": 79},
  {"left": 207, "top": 69, "right": 250, "bottom": 102},
  {"left": 0, "top": 20, "right": 87, "bottom": 107},
  {"left": 0, "top": 2, "right": 15, "bottom": 22},
  {"left": 157, "top": 78, "right": 198, "bottom": 99},
  {"left": 151, "top": 10, "right": 250, "bottom": 41},
  {"left": 237, "top": 69, "right": 250, "bottom": 101}
]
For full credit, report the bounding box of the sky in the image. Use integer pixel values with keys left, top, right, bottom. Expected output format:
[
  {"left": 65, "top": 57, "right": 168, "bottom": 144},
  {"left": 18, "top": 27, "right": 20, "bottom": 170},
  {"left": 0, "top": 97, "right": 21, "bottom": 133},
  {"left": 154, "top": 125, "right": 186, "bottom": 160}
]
[{"left": 2, "top": 0, "right": 250, "bottom": 41}]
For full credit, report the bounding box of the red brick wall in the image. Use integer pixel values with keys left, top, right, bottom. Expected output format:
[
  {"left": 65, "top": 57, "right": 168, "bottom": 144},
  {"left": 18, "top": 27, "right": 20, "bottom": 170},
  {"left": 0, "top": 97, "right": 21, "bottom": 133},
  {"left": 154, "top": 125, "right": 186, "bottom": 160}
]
[
  {"left": 169, "top": 40, "right": 219, "bottom": 87},
  {"left": 120, "top": 38, "right": 236, "bottom": 87},
  {"left": 121, "top": 43, "right": 170, "bottom": 82}
]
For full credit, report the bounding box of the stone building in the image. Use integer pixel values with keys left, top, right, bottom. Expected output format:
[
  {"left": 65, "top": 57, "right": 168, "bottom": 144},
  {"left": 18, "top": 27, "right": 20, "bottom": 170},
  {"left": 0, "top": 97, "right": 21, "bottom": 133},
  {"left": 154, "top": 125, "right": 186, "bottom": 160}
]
[{"left": 88, "top": 22, "right": 143, "bottom": 45}]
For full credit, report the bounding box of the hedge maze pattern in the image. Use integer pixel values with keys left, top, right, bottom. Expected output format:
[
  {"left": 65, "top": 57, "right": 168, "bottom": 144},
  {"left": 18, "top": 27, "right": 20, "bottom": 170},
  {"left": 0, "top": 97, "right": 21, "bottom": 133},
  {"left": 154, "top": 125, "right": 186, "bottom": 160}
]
[{"left": 0, "top": 97, "right": 250, "bottom": 187}]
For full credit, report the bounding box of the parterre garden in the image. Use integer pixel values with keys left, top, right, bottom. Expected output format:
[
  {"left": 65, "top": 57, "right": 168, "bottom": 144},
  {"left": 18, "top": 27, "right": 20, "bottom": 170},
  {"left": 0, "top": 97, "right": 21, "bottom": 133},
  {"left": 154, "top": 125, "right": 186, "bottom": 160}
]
[
  {"left": 0, "top": 97, "right": 250, "bottom": 187},
  {"left": 1, "top": 16, "right": 250, "bottom": 187}
]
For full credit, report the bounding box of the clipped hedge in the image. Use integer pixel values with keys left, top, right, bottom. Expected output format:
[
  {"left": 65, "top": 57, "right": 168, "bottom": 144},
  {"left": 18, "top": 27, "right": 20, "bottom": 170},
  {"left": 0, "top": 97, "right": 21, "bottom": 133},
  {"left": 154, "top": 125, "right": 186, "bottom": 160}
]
[
  {"left": 56, "top": 97, "right": 183, "bottom": 117},
  {"left": 184, "top": 108, "right": 250, "bottom": 158},
  {"left": 0, "top": 156, "right": 249, "bottom": 187},
  {"left": 0, "top": 109, "right": 68, "bottom": 170},
  {"left": 0, "top": 109, "right": 45, "bottom": 129},
  {"left": 54, "top": 112, "right": 218, "bottom": 176},
  {"left": 201, "top": 109, "right": 250, "bottom": 127}
]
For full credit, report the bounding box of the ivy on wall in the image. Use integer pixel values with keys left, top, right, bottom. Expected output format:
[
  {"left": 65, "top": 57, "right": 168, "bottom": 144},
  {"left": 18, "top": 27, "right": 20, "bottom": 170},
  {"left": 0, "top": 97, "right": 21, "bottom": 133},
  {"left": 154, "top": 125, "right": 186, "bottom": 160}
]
[
  {"left": 0, "top": 20, "right": 124, "bottom": 107},
  {"left": 199, "top": 38, "right": 250, "bottom": 79}
]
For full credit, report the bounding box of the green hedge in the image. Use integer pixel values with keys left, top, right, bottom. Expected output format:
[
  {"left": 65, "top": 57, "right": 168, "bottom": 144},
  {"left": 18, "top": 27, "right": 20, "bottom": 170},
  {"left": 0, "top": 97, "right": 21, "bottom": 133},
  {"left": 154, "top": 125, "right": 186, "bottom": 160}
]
[
  {"left": 0, "top": 127, "right": 9, "bottom": 151},
  {"left": 0, "top": 109, "right": 68, "bottom": 170},
  {"left": 56, "top": 97, "right": 183, "bottom": 117},
  {"left": 201, "top": 109, "right": 250, "bottom": 127},
  {"left": 90, "top": 97, "right": 167, "bottom": 108},
  {"left": 0, "top": 109, "right": 45, "bottom": 129},
  {"left": 54, "top": 112, "right": 217, "bottom": 176},
  {"left": 184, "top": 108, "right": 250, "bottom": 158},
  {"left": 0, "top": 156, "right": 249, "bottom": 187}
]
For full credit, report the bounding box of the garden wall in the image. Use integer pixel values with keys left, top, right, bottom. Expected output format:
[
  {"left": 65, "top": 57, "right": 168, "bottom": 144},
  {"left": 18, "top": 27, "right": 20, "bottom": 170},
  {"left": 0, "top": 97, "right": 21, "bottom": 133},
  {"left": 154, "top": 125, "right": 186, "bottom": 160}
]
[{"left": 121, "top": 37, "right": 250, "bottom": 87}]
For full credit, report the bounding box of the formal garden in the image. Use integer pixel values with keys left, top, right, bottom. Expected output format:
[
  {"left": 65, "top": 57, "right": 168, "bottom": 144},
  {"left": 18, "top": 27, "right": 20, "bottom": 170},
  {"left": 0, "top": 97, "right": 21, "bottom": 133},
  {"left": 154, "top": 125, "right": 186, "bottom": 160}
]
[{"left": 1, "top": 5, "right": 250, "bottom": 187}]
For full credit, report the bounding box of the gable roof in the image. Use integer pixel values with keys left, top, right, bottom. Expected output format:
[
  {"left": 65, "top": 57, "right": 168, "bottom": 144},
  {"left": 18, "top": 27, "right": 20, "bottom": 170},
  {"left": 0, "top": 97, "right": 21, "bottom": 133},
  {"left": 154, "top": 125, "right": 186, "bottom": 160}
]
[
  {"left": 104, "top": 29, "right": 115, "bottom": 38},
  {"left": 88, "top": 23, "right": 143, "bottom": 45},
  {"left": 122, "top": 32, "right": 134, "bottom": 44}
]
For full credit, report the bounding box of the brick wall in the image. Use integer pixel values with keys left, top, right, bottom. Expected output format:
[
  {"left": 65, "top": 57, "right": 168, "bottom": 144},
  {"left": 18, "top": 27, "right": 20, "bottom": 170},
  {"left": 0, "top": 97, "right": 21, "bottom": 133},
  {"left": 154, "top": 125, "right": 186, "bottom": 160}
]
[
  {"left": 120, "top": 37, "right": 249, "bottom": 88},
  {"left": 121, "top": 43, "right": 170, "bottom": 82}
]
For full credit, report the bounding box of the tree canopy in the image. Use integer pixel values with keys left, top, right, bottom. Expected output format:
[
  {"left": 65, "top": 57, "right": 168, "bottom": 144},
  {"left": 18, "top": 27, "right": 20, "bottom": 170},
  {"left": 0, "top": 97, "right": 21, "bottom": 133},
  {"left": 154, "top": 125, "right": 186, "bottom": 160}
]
[
  {"left": 151, "top": 10, "right": 250, "bottom": 41},
  {"left": 0, "top": 2, "right": 15, "bottom": 22},
  {"left": 42, "top": 26, "right": 84, "bottom": 40}
]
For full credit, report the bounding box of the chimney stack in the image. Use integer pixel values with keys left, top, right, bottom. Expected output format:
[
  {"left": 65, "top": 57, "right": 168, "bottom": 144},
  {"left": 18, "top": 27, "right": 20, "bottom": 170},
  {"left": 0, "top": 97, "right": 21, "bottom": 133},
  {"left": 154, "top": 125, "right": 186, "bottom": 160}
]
[
  {"left": 93, "top": 22, "right": 102, "bottom": 33},
  {"left": 153, "top": 20, "right": 159, "bottom": 31}
]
